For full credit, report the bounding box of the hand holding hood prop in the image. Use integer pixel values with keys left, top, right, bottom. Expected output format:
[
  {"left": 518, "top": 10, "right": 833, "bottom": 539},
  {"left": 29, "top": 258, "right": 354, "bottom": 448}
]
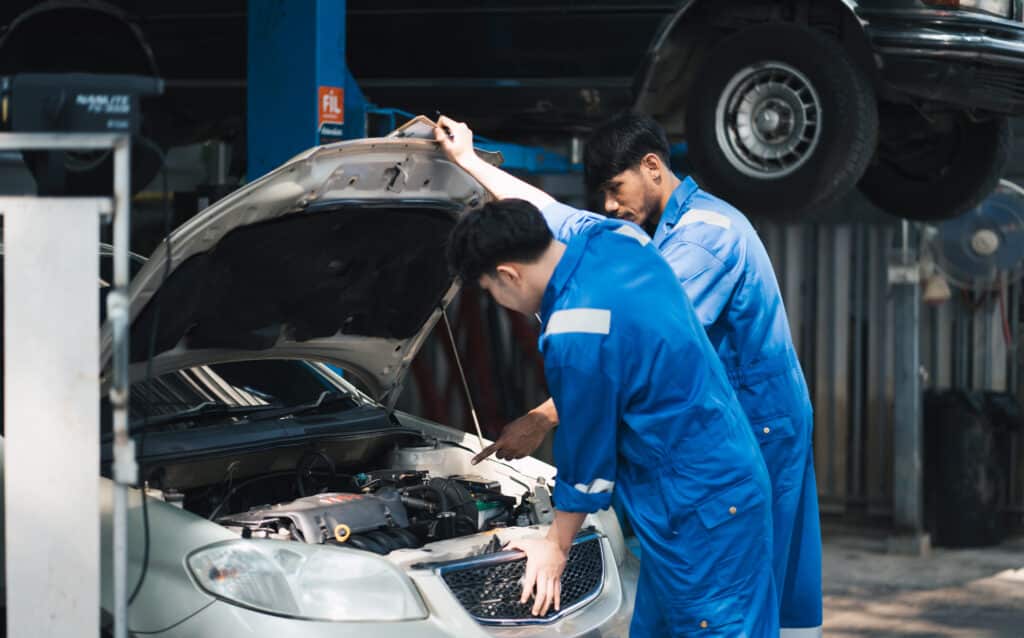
[{"left": 390, "top": 115, "right": 488, "bottom": 449}]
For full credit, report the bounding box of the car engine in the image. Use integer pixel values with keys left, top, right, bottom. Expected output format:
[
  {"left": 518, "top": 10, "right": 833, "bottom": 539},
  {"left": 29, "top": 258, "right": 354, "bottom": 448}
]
[{"left": 215, "top": 468, "right": 542, "bottom": 554}]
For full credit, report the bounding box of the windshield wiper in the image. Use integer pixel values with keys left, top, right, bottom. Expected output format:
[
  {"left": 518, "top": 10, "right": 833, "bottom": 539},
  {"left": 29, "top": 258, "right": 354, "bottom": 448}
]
[
  {"left": 118, "top": 390, "right": 357, "bottom": 438},
  {"left": 125, "top": 401, "right": 280, "bottom": 435},
  {"left": 273, "top": 390, "right": 358, "bottom": 419}
]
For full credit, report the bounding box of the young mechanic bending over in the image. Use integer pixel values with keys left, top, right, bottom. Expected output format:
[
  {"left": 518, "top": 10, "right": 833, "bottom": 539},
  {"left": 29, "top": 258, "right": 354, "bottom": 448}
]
[{"left": 445, "top": 195, "right": 777, "bottom": 637}]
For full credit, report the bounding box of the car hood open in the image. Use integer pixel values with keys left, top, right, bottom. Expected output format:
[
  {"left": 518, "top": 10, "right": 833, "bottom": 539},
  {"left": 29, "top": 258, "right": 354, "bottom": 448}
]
[{"left": 101, "top": 118, "right": 494, "bottom": 408}]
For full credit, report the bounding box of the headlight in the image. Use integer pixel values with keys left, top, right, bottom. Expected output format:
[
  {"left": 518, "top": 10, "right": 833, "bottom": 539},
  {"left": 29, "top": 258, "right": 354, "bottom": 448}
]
[
  {"left": 187, "top": 540, "right": 427, "bottom": 621},
  {"left": 923, "top": 0, "right": 1011, "bottom": 17}
]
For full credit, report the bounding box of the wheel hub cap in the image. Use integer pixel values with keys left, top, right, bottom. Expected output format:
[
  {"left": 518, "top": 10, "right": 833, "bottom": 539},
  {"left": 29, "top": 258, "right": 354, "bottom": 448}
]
[{"left": 715, "top": 61, "right": 822, "bottom": 180}]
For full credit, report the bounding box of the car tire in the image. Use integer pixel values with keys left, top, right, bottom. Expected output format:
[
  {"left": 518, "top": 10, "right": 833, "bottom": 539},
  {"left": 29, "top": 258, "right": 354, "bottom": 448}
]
[
  {"left": 684, "top": 23, "right": 878, "bottom": 221},
  {"left": 857, "top": 106, "right": 1011, "bottom": 221}
]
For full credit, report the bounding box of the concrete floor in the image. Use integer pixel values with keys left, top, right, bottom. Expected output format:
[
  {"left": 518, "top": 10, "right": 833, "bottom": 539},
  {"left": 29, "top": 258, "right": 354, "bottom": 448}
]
[{"left": 823, "top": 534, "right": 1024, "bottom": 637}]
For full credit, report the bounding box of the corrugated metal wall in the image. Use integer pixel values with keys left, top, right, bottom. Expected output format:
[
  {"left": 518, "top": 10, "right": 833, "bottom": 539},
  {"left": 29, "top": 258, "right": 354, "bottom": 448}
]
[{"left": 757, "top": 221, "right": 1024, "bottom": 525}]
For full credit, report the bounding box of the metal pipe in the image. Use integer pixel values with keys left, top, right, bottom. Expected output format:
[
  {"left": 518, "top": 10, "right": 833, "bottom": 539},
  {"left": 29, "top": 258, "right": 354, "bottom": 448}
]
[
  {"left": 826, "top": 227, "right": 837, "bottom": 500},
  {"left": 958, "top": 294, "right": 966, "bottom": 389},
  {"left": 957, "top": 294, "right": 967, "bottom": 389},
  {"left": 875, "top": 226, "right": 890, "bottom": 509},
  {"left": 891, "top": 222, "right": 923, "bottom": 533},
  {"left": 929, "top": 298, "right": 939, "bottom": 388},
  {"left": 1012, "top": 279, "right": 1021, "bottom": 516},
  {"left": 984, "top": 287, "right": 992, "bottom": 390},
  {"left": 996, "top": 272, "right": 1010, "bottom": 391},
  {"left": 879, "top": 226, "right": 895, "bottom": 512},
  {"left": 801, "top": 227, "right": 814, "bottom": 392},
  {"left": 901, "top": 219, "right": 910, "bottom": 262},
  {"left": 0, "top": 132, "right": 125, "bottom": 150},
  {"left": 805, "top": 224, "right": 819, "bottom": 476},
  {"left": 967, "top": 293, "right": 974, "bottom": 389},
  {"left": 109, "top": 136, "right": 135, "bottom": 638},
  {"left": 1012, "top": 278, "right": 1020, "bottom": 394},
  {"left": 851, "top": 225, "right": 866, "bottom": 500}
]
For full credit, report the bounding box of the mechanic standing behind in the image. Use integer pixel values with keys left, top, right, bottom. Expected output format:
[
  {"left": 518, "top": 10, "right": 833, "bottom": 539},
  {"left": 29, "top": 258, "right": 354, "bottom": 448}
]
[
  {"left": 459, "top": 113, "right": 823, "bottom": 637},
  {"left": 445, "top": 194, "right": 777, "bottom": 637}
]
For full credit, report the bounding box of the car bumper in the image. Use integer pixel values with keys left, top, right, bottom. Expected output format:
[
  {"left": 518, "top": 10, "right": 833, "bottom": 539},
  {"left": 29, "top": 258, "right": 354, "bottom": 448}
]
[
  {"left": 147, "top": 538, "right": 638, "bottom": 638},
  {"left": 862, "top": 8, "right": 1024, "bottom": 113}
]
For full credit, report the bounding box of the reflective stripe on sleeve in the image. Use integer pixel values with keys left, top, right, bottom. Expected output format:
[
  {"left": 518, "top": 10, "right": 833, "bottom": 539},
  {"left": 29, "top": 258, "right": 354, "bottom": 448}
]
[
  {"left": 680, "top": 209, "right": 732, "bottom": 229},
  {"left": 545, "top": 308, "right": 611, "bottom": 336},
  {"left": 573, "top": 478, "right": 615, "bottom": 494},
  {"left": 613, "top": 224, "right": 651, "bottom": 245}
]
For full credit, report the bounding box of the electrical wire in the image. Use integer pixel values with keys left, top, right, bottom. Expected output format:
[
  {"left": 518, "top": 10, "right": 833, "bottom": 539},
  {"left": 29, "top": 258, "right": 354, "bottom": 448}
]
[
  {"left": 127, "top": 136, "right": 173, "bottom": 606},
  {"left": 207, "top": 471, "right": 298, "bottom": 521}
]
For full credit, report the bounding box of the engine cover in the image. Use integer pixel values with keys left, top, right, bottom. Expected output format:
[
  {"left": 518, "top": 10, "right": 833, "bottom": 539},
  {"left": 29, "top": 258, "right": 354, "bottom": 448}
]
[{"left": 220, "top": 490, "right": 409, "bottom": 543}]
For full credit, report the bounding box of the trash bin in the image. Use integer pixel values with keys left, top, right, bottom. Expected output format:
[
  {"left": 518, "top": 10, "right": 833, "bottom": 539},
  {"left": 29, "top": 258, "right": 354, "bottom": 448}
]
[{"left": 923, "top": 390, "right": 1018, "bottom": 547}]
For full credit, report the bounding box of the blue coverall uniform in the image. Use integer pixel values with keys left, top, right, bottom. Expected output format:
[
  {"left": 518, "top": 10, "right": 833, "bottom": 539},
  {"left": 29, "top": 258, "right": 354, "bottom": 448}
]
[
  {"left": 543, "top": 179, "right": 823, "bottom": 634},
  {"left": 540, "top": 218, "right": 777, "bottom": 637}
]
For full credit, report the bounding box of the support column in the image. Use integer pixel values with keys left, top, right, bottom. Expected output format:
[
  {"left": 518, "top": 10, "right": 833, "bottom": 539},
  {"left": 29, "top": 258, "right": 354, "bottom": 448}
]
[
  {"left": 888, "top": 223, "right": 930, "bottom": 555},
  {"left": 247, "top": 0, "right": 367, "bottom": 180}
]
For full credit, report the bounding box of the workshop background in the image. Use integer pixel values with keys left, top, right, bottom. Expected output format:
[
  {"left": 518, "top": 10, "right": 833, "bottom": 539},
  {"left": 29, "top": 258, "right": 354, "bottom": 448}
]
[
  {"left": 405, "top": 157, "right": 1024, "bottom": 538},
  {"left": 1, "top": 1, "right": 1023, "bottom": 637}
]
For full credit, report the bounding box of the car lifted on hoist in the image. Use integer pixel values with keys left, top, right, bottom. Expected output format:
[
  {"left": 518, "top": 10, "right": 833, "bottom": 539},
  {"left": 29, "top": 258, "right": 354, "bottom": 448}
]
[{"left": 1, "top": 1, "right": 1022, "bottom": 220}]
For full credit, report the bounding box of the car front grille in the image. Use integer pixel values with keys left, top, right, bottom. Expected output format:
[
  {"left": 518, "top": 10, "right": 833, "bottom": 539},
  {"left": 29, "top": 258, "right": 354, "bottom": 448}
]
[{"left": 437, "top": 532, "right": 605, "bottom": 625}]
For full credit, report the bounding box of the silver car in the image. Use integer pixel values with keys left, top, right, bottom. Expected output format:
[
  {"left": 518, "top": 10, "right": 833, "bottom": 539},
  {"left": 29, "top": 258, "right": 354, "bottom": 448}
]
[{"left": 7, "top": 119, "right": 638, "bottom": 636}]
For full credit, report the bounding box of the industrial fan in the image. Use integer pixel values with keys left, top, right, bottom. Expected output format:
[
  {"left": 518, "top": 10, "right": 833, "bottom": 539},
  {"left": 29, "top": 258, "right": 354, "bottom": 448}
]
[{"left": 921, "top": 179, "right": 1024, "bottom": 295}]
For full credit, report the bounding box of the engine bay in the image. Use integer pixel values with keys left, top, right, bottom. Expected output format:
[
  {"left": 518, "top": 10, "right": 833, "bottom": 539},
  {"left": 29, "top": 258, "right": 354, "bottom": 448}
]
[
  {"left": 218, "top": 469, "right": 537, "bottom": 553},
  {"left": 146, "top": 437, "right": 554, "bottom": 555}
]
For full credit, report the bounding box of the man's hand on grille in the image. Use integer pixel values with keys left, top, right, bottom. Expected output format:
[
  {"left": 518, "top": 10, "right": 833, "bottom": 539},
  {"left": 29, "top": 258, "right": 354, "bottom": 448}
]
[{"left": 510, "top": 537, "right": 567, "bottom": 616}]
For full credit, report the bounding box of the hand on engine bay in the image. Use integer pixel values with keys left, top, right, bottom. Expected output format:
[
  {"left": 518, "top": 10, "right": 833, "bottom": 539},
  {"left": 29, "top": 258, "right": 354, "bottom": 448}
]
[
  {"left": 509, "top": 537, "right": 567, "bottom": 616},
  {"left": 472, "top": 398, "right": 558, "bottom": 464}
]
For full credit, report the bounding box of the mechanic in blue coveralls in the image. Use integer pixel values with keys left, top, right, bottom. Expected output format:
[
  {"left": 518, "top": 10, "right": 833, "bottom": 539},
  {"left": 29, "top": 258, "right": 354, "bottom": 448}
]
[
  {"left": 441, "top": 114, "right": 823, "bottom": 636},
  {"left": 445, "top": 193, "right": 778, "bottom": 637}
]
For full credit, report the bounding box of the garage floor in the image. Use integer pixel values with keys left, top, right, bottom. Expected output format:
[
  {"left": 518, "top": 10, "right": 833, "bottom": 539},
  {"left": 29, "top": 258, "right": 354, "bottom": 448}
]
[{"left": 823, "top": 532, "right": 1024, "bottom": 637}]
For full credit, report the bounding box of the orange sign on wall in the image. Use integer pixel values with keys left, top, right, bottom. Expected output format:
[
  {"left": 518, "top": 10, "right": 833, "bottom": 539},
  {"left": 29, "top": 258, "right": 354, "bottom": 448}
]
[{"left": 318, "top": 86, "right": 344, "bottom": 125}]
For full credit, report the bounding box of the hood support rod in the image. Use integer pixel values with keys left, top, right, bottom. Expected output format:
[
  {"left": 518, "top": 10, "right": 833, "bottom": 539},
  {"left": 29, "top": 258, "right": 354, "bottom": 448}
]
[{"left": 442, "top": 309, "right": 486, "bottom": 450}]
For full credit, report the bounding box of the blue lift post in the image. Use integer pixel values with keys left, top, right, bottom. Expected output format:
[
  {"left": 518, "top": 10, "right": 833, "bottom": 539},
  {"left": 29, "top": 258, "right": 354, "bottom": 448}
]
[{"left": 247, "top": 0, "right": 369, "bottom": 181}]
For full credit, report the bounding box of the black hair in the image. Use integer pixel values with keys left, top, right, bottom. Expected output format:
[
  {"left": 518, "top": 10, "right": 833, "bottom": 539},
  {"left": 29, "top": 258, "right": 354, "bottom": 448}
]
[
  {"left": 584, "top": 112, "right": 671, "bottom": 193},
  {"left": 446, "top": 198, "right": 553, "bottom": 284}
]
